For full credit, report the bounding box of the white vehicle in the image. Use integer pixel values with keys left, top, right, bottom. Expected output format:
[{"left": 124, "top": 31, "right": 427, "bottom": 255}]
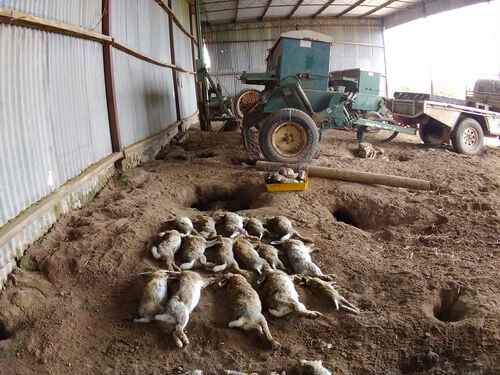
[{"left": 389, "top": 80, "right": 500, "bottom": 155}]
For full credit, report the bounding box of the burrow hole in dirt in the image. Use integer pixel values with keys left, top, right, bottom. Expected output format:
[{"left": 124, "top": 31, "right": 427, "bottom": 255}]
[
  {"left": 434, "top": 287, "right": 471, "bottom": 322},
  {"left": 190, "top": 184, "right": 263, "bottom": 212},
  {"left": 0, "top": 321, "right": 11, "bottom": 340},
  {"left": 330, "top": 194, "right": 432, "bottom": 231},
  {"left": 196, "top": 152, "right": 218, "bottom": 158},
  {"left": 332, "top": 208, "right": 360, "bottom": 228},
  {"left": 231, "top": 157, "right": 257, "bottom": 166}
]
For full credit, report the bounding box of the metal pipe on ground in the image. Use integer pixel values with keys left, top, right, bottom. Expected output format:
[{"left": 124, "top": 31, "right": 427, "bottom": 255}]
[{"left": 255, "top": 161, "right": 431, "bottom": 191}]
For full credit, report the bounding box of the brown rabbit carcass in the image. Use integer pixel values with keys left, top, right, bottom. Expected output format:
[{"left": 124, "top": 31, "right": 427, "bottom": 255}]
[
  {"left": 151, "top": 230, "right": 182, "bottom": 271},
  {"left": 233, "top": 236, "right": 271, "bottom": 275},
  {"left": 282, "top": 239, "right": 332, "bottom": 281},
  {"left": 134, "top": 269, "right": 171, "bottom": 323},
  {"left": 257, "top": 243, "right": 286, "bottom": 271},
  {"left": 212, "top": 237, "right": 251, "bottom": 278},
  {"left": 154, "top": 271, "right": 214, "bottom": 348},
  {"left": 178, "top": 235, "right": 219, "bottom": 270},
  {"left": 266, "top": 216, "right": 313, "bottom": 243},
  {"left": 195, "top": 215, "right": 217, "bottom": 240},
  {"left": 296, "top": 359, "right": 332, "bottom": 375},
  {"left": 222, "top": 273, "right": 280, "bottom": 349},
  {"left": 261, "top": 269, "right": 321, "bottom": 319},
  {"left": 303, "top": 277, "right": 359, "bottom": 314}
]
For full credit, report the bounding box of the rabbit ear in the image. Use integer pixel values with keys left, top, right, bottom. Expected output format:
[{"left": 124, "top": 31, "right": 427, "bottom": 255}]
[
  {"left": 256, "top": 274, "right": 267, "bottom": 285},
  {"left": 218, "top": 275, "right": 230, "bottom": 287}
]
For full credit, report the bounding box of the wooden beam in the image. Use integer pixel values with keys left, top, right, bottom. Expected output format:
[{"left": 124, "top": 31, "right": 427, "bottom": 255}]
[
  {"left": 359, "top": 0, "right": 397, "bottom": 18},
  {"left": 287, "top": 0, "right": 304, "bottom": 19},
  {"left": 0, "top": 152, "right": 123, "bottom": 250},
  {"left": 260, "top": 0, "right": 272, "bottom": 21},
  {"left": 153, "top": 0, "right": 197, "bottom": 44},
  {"left": 234, "top": 0, "right": 239, "bottom": 23},
  {"left": 336, "top": 0, "right": 366, "bottom": 18},
  {"left": 0, "top": 8, "right": 111, "bottom": 43},
  {"left": 312, "top": 0, "right": 336, "bottom": 18},
  {"left": 0, "top": 8, "right": 195, "bottom": 75}
]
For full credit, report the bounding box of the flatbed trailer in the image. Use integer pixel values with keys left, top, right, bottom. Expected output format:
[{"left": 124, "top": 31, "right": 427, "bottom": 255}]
[{"left": 388, "top": 91, "right": 500, "bottom": 155}]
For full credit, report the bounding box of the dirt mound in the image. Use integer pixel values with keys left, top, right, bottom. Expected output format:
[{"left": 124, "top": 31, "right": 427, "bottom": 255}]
[{"left": 0, "top": 130, "right": 499, "bottom": 375}]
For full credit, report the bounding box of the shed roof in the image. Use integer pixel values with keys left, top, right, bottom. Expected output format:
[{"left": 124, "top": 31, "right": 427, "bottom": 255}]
[{"left": 195, "top": 0, "right": 488, "bottom": 28}]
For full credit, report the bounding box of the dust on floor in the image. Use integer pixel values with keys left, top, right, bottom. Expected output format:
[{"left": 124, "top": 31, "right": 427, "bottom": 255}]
[{"left": 0, "top": 129, "right": 499, "bottom": 375}]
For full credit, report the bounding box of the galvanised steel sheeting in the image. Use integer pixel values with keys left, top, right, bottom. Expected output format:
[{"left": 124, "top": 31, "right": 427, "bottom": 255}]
[
  {"left": 113, "top": 48, "right": 178, "bottom": 147},
  {"left": 0, "top": 0, "right": 104, "bottom": 32},
  {"left": 172, "top": 0, "right": 191, "bottom": 32},
  {"left": 0, "top": 24, "right": 112, "bottom": 227},
  {"left": 174, "top": 29, "right": 193, "bottom": 70},
  {"left": 207, "top": 39, "right": 274, "bottom": 95},
  {"left": 177, "top": 72, "right": 197, "bottom": 118},
  {"left": 207, "top": 22, "right": 387, "bottom": 95},
  {"left": 112, "top": 0, "right": 171, "bottom": 62},
  {"left": 172, "top": 1, "right": 197, "bottom": 119}
]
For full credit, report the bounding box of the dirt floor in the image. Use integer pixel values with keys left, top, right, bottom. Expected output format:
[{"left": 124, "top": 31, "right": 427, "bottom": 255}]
[{"left": 0, "top": 128, "right": 499, "bottom": 375}]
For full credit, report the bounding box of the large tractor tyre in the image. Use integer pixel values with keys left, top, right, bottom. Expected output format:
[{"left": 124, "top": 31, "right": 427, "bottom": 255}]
[
  {"left": 258, "top": 108, "right": 319, "bottom": 163},
  {"left": 419, "top": 120, "right": 445, "bottom": 145},
  {"left": 451, "top": 117, "right": 484, "bottom": 155},
  {"left": 357, "top": 112, "right": 399, "bottom": 144},
  {"left": 242, "top": 102, "right": 269, "bottom": 155},
  {"left": 234, "top": 89, "right": 260, "bottom": 119}
]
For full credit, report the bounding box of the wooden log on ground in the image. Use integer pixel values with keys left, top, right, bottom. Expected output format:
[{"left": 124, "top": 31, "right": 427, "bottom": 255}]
[{"left": 255, "top": 161, "right": 431, "bottom": 191}]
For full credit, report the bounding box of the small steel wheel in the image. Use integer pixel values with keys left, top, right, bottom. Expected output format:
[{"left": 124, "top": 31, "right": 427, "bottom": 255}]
[
  {"left": 451, "top": 117, "right": 484, "bottom": 155},
  {"left": 357, "top": 112, "right": 399, "bottom": 143},
  {"left": 419, "top": 120, "right": 445, "bottom": 145},
  {"left": 234, "top": 89, "right": 260, "bottom": 119},
  {"left": 258, "top": 108, "right": 319, "bottom": 163}
]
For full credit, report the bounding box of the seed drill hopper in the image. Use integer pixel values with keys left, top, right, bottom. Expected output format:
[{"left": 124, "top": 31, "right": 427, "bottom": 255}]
[{"left": 240, "top": 30, "right": 414, "bottom": 163}]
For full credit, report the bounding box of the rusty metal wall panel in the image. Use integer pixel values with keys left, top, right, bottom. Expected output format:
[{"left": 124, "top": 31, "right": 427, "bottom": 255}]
[
  {"left": 113, "top": 48, "right": 178, "bottom": 147},
  {"left": 0, "top": 24, "right": 112, "bottom": 227},
  {"left": 0, "top": 0, "right": 104, "bottom": 32}
]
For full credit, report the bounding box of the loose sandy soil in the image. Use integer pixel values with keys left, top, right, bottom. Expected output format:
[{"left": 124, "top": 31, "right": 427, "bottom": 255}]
[{"left": 0, "top": 129, "right": 499, "bottom": 375}]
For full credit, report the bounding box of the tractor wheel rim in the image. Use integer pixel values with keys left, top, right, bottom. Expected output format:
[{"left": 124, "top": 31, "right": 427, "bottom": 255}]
[
  {"left": 272, "top": 121, "right": 307, "bottom": 157},
  {"left": 237, "top": 91, "right": 259, "bottom": 116},
  {"left": 463, "top": 127, "right": 478, "bottom": 147}
]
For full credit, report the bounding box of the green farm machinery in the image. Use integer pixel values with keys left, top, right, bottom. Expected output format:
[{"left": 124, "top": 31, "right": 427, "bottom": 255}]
[{"left": 240, "top": 30, "right": 415, "bottom": 163}]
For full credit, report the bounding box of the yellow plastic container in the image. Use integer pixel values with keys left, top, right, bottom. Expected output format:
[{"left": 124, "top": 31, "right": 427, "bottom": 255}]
[{"left": 265, "top": 174, "right": 308, "bottom": 192}]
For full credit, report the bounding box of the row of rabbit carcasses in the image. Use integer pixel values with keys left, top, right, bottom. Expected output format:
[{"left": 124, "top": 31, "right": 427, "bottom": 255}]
[{"left": 134, "top": 213, "right": 358, "bottom": 351}]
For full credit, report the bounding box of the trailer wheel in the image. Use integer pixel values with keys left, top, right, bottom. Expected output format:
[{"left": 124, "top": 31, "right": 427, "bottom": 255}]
[
  {"left": 234, "top": 89, "right": 260, "bottom": 119},
  {"left": 419, "top": 120, "right": 445, "bottom": 145},
  {"left": 259, "top": 108, "right": 319, "bottom": 163},
  {"left": 357, "top": 112, "right": 399, "bottom": 143},
  {"left": 451, "top": 117, "right": 484, "bottom": 155}
]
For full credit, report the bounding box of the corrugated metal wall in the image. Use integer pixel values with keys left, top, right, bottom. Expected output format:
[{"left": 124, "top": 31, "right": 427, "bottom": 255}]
[
  {"left": 0, "top": 0, "right": 198, "bottom": 227},
  {"left": 172, "top": 0, "right": 197, "bottom": 119},
  {"left": 112, "top": 0, "right": 178, "bottom": 147},
  {"left": 205, "top": 19, "right": 387, "bottom": 96},
  {"left": 0, "top": 0, "right": 103, "bottom": 31},
  {"left": 0, "top": 24, "right": 111, "bottom": 227}
]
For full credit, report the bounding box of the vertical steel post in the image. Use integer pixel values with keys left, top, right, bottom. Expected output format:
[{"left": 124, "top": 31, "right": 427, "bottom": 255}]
[
  {"left": 102, "top": 0, "right": 123, "bottom": 168},
  {"left": 194, "top": 0, "right": 203, "bottom": 64},
  {"left": 194, "top": 0, "right": 210, "bottom": 131},
  {"left": 168, "top": 0, "right": 182, "bottom": 122}
]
